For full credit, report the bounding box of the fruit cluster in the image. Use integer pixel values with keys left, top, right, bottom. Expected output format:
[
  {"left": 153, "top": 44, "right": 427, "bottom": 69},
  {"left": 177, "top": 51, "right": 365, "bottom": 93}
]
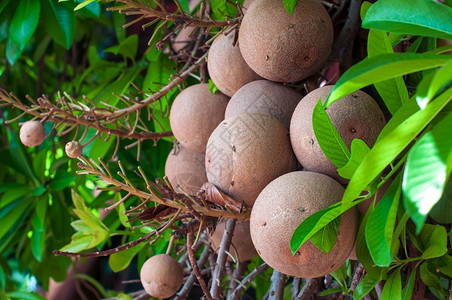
[{"left": 159, "top": 0, "right": 387, "bottom": 297}]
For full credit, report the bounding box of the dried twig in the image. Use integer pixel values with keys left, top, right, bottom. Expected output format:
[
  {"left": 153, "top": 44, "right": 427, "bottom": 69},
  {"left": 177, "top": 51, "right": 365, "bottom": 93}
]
[
  {"left": 268, "top": 270, "right": 287, "bottom": 300},
  {"left": 295, "top": 278, "right": 321, "bottom": 300},
  {"left": 227, "top": 263, "right": 269, "bottom": 300},
  {"left": 187, "top": 231, "right": 214, "bottom": 300}
]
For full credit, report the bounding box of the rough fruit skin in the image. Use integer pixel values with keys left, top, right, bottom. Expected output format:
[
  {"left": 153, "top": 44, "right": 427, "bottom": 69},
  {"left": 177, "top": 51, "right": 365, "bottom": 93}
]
[
  {"left": 165, "top": 146, "right": 207, "bottom": 195},
  {"left": 65, "top": 141, "right": 83, "bottom": 158},
  {"left": 290, "top": 85, "right": 386, "bottom": 182},
  {"left": 208, "top": 32, "right": 261, "bottom": 97},
  {"left": 225, "top": 80, "right": 302, "bottom": 129},
  {"left": 170, "top": 83, "right": 229, "bottom": 153},
  {"left": 19, "top": 121, "right": 46, "bottom": 147},
  {"left": 238, "top": 0, "right": 333, "bottom": 83},
  {"left": 250, "top": 171, "right": 357, "bottom": 278},
  {"left": 205, "top": 112, "right": 297, "bottom": 208},
  {"left": 140, "top": 254, "right": 183, "bottom": 298},
  {"left": 208, "top": 220, "right": 257, "bottom": 262}
]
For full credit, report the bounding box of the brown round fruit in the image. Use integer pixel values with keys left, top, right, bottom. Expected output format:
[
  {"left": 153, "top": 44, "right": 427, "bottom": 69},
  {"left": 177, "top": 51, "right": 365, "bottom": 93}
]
[
  {"left": 207, "top": 32, "right": 261, "bottom": 97},
  {"left": 225, "top": 80, "right": 302, "bottom": 129},
  {"left": 238, "top": 0, "right": 333, "bottom": 82},
  {"left": 65, "top": 141, "right": 83, "bottom": 158},
  {"left": 140, "top": 254, "right": 183, "bottom": 298},
  {"left": 19, "top": 121, "right": 46, "bottom": 147},
  {"left": 290, "top": 85, "right": 386, "bottom": 182},
  {"left": 170, "top": 83, "right": 229, "bottom": 153},
  {"left": 250, "top": 171, "right": 357, "bottom": 278},
  {"left": 165, "top": 146, "right": 207, "bottom": 195},
  {"left": 208, "top": 219, "right": 257, "bottom": 262},
  {"left": 205, "top": 112, "right": 297, "bottom": 208}
]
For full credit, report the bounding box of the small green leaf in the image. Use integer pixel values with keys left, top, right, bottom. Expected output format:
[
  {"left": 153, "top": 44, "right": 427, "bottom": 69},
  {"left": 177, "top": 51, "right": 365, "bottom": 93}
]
[
  {"left": 403, "top": 112, "right": 452, "bottom": 232},
  {"left": 325, "top": 53, "right": 452, "bottom": 108},
  {"left": 365, "top": 174, "right": 401, "bottom": 267},
  {"left": 310, "top": 216, "right": 340, "bottom": 253},
  {"left": 337, "top": 139, "right": 370, "bottom": 179},
  {"left": 362, "top": 0, "right": 452, "bottom": 40},
  {"left": 8, "top": 291, "right": 47, "bottom": 300},
  {"left": 320, "top": 288, "right": 343, "bottom": 296},
  {"left": 402, "top": 268, "right": 417, "bottom": 300},
  {"left": 313, "top": 98, "right": 350, "bottom": 168},
  {"left": 353, "top": 273, "right": 380, "bottom": 300},
  {"left": 109, "top": 241, "right": 145, "bottom": 272},
  {"left": 342, "top": 87, "right": 452, "bottom": 207},
  {"left": 59, "top": 231, "right": 92, "bottom": 252},
  {"left": 74, "top": 0, "right": 95, "bottom": 11},
  {"left": 419, "top": 262, "right": 447, "bottom": 298},
  {"left": 283, "top": 0, "right": 298, "bottom": 15},
  {"left": 208, "top": 79, "right": 219, "bottom": 94},
  {"left": 360, "top": 2, "right": 373, "bottom": 21},
  {"left": 49, "top": 170, "right": 75, "bottom": 190},
  {"left": 210, "top": 0, "right": 238, "bottom": 21},
  {"left": 421, "top": 225, "right": 447, "bottom": 259},
  {"left": 104, "top": 34, "right": 138, "bottom": 62},
  {"left": 380, "top": 268, "right": 402, "bottom": 300}
]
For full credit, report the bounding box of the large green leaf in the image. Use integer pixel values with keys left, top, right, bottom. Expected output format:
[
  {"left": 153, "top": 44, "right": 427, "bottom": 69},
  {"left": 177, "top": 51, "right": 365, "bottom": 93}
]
[
  {"left": 312, "top": 98, "right": 350, "bottom": 168},
  {"left": 429, "top": 179, "right": 452, "bottom": 224},
  {"left": 419, "top": 262, "right": 448, "bottom": 299},
  {"left": 310, "top": 216, "right": 340, "bottom": 253},
  {"left": 362, "top": 0, "right": 452, "bottom": 40},
  {"left": 367, "top": 29, "right": 408, "bottom": 114},
  {"left": 8, "top": 0, "right": 40, "bottom": 61},
  {"left": 337, "top": 139, "right": 370, "bottom": 179},
  {"left": 421, "top": 225, "right": 447, "bottom": 259},
  {"left": 41, "top": 0, "right": 75, "bottom": 49},
  {"left": 353, "top": 273, "right": 380, "bottom": 300},
  {"left": 402, "top": 112, "right": 452, "bottom": 232},
  {"left": 325, "top": 53, "right": 452, "bottom": 108},
  {"left": 0, "top": 197, "right": 33, "bottom": 241},
  {"left": 402, "top": 268, "right": 417, "bottom": 300},
  {"left": 416, "top": 59, "right": 452, "bottom": 109},
  {"left": 342, "top": 87, "right": 452, "bottom": 207},
  {"left": 380, "top": 268, "right": 402, "bottom": 300},
  {"left": 365, "top": 175, "right": 401, "bottom": 267},
  {"left": 109, "top": 241, "right": 145, "bottom": 272}
]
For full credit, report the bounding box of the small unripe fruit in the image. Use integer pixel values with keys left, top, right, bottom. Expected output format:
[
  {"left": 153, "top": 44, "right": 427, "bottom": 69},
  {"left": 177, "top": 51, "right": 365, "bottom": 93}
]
[
  {"left": 65, "top": 141, "right": 83, "bottom": 158},
  {"left": 140, "top": 254, "right": 184, "bottom": 298},
  {"left": 19, "top": 121, "right": 46, "bottom": 147}
]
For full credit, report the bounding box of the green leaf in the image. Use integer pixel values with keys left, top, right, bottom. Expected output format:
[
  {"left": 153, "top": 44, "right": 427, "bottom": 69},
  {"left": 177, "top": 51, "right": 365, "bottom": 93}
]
[
  {"left": 283, "top": 0, "right": 298, "bottom": 15},
  {"left": 320, "top": 288, "right": 343, "bottom": 296},
  {"left": 114, "top": 193, "right": 130, "bottom": 228},
  {"left": 8, "top": 291, "right": 47, "bottom": 300},
  {"left": 402, "top": 268, "right": 417, "bottom": 300},
  {"left": 59, "top": 231, "right": 92, "bottom": 252},
  {"left": 104, "top": 34, "right": 138, "bottom": 62},
  {"left": 360, "top": 2, "right": 372, "bottom": 21},
  {"left": 49, "top": 170, "right": 75, "bottom": 190},
  {"left": 337, "top": 139, "right": 370, "bottom": 179},
  {"left": 112, "top": 5, "right": 125, "bottom": 43},
  {"left": 365, "top": 175, "right": 401, "bottom": 267},
  {"left": 71, "top": 190, "right": 108, "bottom": 231},
  {"left": 402, "top": 112, "right": 452, "bottom": 232},
  {"left": 75, "top": 0, "right": 100, "bottom": 18},
  {"left": 0, "top": 197, "right": 33, "bottom": 241},
  {"left": 109, "top": 241, "right": 145, "bottom": 272},
  {"left": 429, "top": 179, "right": 452, "bottom": 224},
  {"left": 310, "top": 216, "right": 340, "bottom": 253},
  {"left": 342, "top": 87, "right": 452, "bottom": 207},
  {"left": 367, "top": 29, "right": 408, "bottom": 114},
  {"left": 41, "top": 0, "right": 75, "bottom": 49},
  {"left": 74, "top": 0, "right": 95, "bottom": 11},
  {"left": 9, "top": 0, "right": 40, "bottom": 54},
  {"left": 416, "top": 59, "right": 452, "bottom": 109},
  {"left": 421, "top": 225, "right": 447, "bottom": 259},
  {"left": 353, "top": 273, "right": 380, "bottom": 300},
  {"left": 312, "top": 98, "right": 350, "bottom": 168},
  {"left": 419, "top": 262, "right": 447, "bottom": 298},
  {"left": 362, "top": 0, "right": 452, "bottom": 40},
  {"left": 325, "top": 53, "right": 452, "bottom": 108},
  {"left": 380, "top": 268, "right": 402, "bottom": 300},
  {"left": 437, "top": 255, "right": 452, "bottom": 277},
  {"left": 210, "top": 0, "right": 239, "bottom": 20},
  {"left": 208, "top": 79, "right": 219, "bottom": 94}
]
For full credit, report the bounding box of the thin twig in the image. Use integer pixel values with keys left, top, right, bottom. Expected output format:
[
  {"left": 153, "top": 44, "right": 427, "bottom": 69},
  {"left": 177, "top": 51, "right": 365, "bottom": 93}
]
[
  {"left": 227, "top": 263, "right": 269, "bottom": 300},
  {"left": 268, "top": 270, "right": 287, "bottom": 300},
  {"left": 295, "top": 278, "right": 321, "bottom": 300},
  {"left": 187, "top": 231, "right": 214, "bottom": 300}
]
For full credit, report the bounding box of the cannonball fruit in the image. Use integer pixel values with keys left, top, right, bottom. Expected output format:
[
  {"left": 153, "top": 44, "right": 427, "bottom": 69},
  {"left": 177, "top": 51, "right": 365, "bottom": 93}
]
[
  {"left": 140, "top": 254, "right": 183, "bottom": 298},
  {"left": 165, "top": 146, "right": 207, "bottom": 195},
  {"left": 19, "top": 121, "right": 46, "bottom": 147},
  {"left": 208, "top": 220, "right": 257, "bottom": 262},
  {"left": 65, "top": 141, "right": 83, "bottom": 158},
  {"left": 225, "top": 80, "right": 302, "bottom": 129},
  {"left": 239, "top": 0, "right": 334, "bottom": 82},
  {"left": 169, "top": 83, "right": 229, "bottom": 153},
  {"left": 207, "top": 32, "right": 261, "bottom": 97},
  {"left": 205, "top": 112, "right": 297, "bottom": 208},
  {"left": 290, "top": 85, "right": 386, "bottom": 182},
  {"left": 250, "top": 171, "right": 357, "bottom": 278}
]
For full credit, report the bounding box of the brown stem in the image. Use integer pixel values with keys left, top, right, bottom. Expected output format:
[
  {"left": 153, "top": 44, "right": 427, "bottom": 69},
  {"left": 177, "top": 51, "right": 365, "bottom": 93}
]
[
  {"left": 187, "top": 232, "right": 214, "bottom": 300},
  {"left": 295, "top": 278, "right": 321, "bottom": 300},
  {"left": 291, "top": 277, "right": 302, "bottom": 299},
  {"left": 351, "top": 263, "right": 366, "bottom": 292},
  {"left": 268, "top": 270, "right": 287, "bottom": 300},
  {"left": 227, "top": 263, "right": 269, "bottom": 300},
  {"left": 210, "top": 219, "right": 237, "bottom": 299}
]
